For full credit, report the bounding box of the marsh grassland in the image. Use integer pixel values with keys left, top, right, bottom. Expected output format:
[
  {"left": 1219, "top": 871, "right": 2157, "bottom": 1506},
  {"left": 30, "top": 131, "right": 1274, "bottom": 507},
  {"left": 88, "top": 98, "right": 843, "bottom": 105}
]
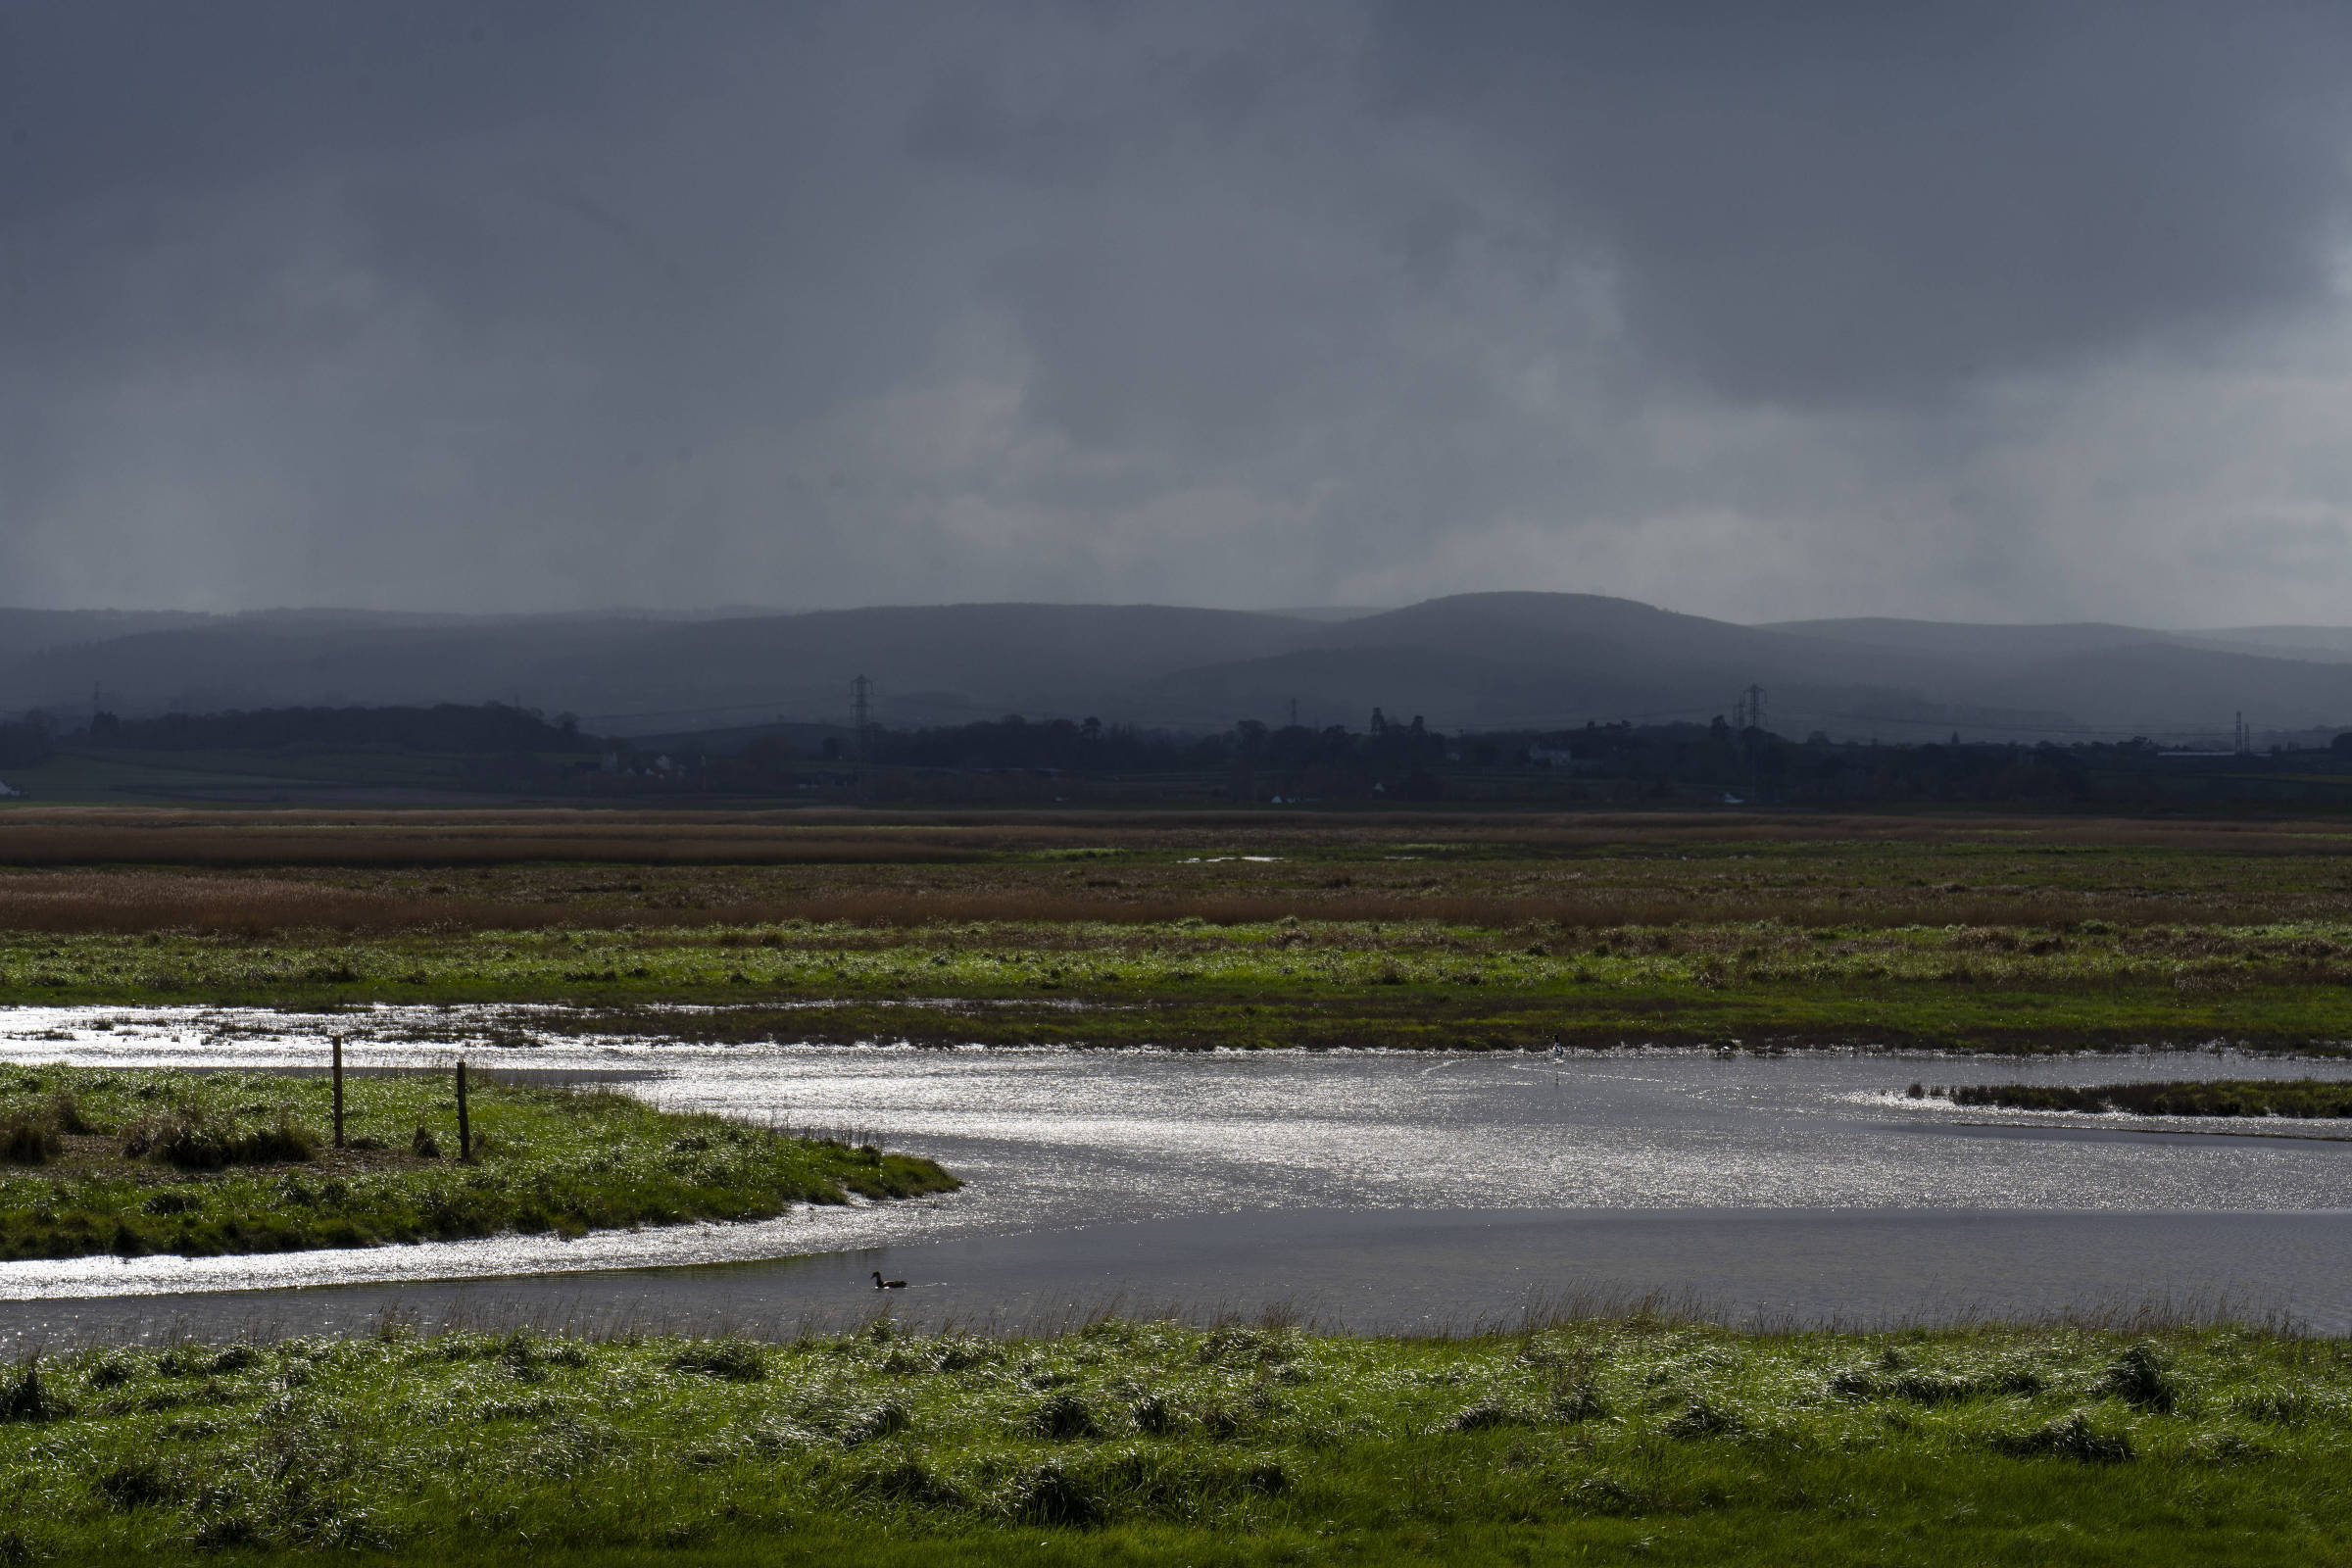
[
  {"left": 3, "top": 808, "right": 2351, "bottom": 1050},
  {"left": 0, "top": 1065, "right": 956, "bottom": 1258},
  {"left": 0, "top": 1317, "right": 2342, "bottom": 1565}
]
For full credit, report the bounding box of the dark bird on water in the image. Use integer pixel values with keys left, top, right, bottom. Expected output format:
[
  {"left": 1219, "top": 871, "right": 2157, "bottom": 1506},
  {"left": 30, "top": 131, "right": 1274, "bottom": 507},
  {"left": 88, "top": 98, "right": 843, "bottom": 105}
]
[{"left": 872, "top": 1271, "right": 906, "bottom": 1290}]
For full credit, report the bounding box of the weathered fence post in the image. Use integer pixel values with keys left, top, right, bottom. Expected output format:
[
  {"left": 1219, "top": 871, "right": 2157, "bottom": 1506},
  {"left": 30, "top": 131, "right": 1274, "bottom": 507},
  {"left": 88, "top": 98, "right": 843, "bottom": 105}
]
[
  {"left": 456, "top": 1058, "right": 471, "bottom": 1162},
  {"left": 332, "top": 1035, "right": 345, "bottom": 1150}
]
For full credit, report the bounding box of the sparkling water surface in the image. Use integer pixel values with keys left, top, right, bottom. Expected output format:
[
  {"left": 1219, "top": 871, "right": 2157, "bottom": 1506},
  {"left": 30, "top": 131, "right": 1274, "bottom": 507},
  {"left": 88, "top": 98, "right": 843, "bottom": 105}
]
[{"left": 0, "top": 1004, "right": 2346, "bottom": 1339}]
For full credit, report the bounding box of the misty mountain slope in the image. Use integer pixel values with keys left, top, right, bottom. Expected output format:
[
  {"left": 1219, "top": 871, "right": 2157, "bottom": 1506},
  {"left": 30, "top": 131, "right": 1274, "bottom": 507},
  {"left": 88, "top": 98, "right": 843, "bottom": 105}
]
[
  {"left": 1139, "top": 600, "right": 2076, "bottom": 735},
  {"left": 0, "top": 610, "right": 216, "bottom": 666},
  {"left": 1761, "top": 617, "right": 2183, "bottom": 676},
  {"left": 0, "top": 617, "right": 668, "bottom": 717},
  {"left": 1325, "top": 595, "right": 1974, "bottom": 694},
  {"left": 1134, "top": 643, "right": 1694, "bottom": 731},
  {"left": 541, "top": 605, "right": 1316, "bottom": 726},
  {"left": 2177, "top": 627, "right": 2352, "bottom": 663},
  {"left": 1982, "top": 643, "right": 2352, "bottom": 734},
  {"left": 0, "top": 605, "right": 1319, "bottom": 732},
  {"left": 2, "top": 594, "right": 2349, "bottom": 741}
]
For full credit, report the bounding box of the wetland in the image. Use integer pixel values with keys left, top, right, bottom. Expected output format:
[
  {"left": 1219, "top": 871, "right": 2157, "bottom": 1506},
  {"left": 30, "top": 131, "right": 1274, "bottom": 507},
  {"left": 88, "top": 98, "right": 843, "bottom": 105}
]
[
  {"left": 5, "top": 808, "right": 2352, "bottom": 1053},
  {"left": 3, "top": 807, "right": 2351, "bottom": 1561}
]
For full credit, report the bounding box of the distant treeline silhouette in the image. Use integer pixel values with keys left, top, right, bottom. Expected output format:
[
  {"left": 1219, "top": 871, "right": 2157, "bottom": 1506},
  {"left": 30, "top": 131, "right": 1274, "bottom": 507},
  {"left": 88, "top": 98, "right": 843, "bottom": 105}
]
[
  {"left": 6, "top": 699, "right": 2352, "bottom": 809},
  {"left": 861, "top": 711, "right": 1446, "bottom": 772},
  {"left": 0, "top": 715, "right": 48, "bottom": 769},
  {"left": 710, "top": 713, "right": 2352, "bottom": 808}
]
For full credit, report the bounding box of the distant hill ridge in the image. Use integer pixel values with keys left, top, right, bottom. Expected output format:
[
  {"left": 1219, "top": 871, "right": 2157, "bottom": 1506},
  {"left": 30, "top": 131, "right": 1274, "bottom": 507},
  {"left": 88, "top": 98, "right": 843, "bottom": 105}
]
[{"left": 2, "top": 595, "right": 2348, "bottom": 743}]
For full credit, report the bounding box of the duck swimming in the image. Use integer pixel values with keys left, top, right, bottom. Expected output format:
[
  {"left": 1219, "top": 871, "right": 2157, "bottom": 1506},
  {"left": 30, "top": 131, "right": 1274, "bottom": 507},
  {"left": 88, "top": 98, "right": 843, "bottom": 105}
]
[{"left": 871, "top": 1270, "right": 907, "bottom": 1290}]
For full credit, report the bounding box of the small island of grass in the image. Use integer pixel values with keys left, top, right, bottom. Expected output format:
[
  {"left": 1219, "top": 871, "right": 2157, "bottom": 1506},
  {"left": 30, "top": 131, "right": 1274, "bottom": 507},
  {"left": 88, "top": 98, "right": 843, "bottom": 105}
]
[
  {"left": 1931, "top": 1078, "right": 2352, "bottom": 1118},
  {"left": 0, "top": 1063, "right": 958, "bottom": 1259}
]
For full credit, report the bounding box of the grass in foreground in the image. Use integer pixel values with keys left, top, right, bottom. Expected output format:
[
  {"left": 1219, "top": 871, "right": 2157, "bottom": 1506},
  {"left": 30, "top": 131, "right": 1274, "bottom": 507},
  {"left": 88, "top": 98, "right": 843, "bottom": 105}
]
[
  {"left": 0, "top": 1318, "right": 2343, "bottom": 1564},
  {"left": 0, "top": 1065, "right": 956, "bottom": 1258}
]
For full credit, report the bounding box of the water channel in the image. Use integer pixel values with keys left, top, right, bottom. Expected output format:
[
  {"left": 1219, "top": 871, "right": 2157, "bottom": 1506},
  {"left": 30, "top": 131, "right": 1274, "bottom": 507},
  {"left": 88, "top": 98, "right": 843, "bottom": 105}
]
[{"left": 0, "top": 1004, "right": 2346, "bottom": 1343}]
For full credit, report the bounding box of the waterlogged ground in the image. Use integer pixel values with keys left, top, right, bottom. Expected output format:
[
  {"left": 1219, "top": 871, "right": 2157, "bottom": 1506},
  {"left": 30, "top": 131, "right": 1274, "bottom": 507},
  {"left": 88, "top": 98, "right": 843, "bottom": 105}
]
[
  {"left": 12, "top": 817, "right": 2352, "bottom": 1055},
  {"left": 10, "top": 914, "right": 2352, "bottom": 1052},
  {"left": 0, "top": 1004, "right": 2347, "bottom": 1338}
]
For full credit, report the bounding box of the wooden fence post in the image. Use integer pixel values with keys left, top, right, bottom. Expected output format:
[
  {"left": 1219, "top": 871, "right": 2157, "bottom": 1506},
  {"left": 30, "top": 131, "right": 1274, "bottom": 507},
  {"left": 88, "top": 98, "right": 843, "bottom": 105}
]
[
  {"left": 332, "top": 1035, "right": 345, "bottom": 1150},
  {"left": 456, "top": 1058, "right": 471, "bottom": 1162}
]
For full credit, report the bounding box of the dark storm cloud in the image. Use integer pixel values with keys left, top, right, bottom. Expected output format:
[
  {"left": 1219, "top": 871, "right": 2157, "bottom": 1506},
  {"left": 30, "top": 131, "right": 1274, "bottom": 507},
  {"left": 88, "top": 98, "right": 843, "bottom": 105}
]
[
  {"left": 1367, "top": 2, "right": 2352, "bottom": 402},
  {"left": 4, "top": 1, "right": 2352, "bottom": 620}
]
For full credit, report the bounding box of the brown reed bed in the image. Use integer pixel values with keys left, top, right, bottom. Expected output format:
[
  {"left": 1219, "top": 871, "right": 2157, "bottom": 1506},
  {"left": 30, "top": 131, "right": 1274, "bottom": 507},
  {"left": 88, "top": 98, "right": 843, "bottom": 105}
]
[
  {"left": 1, "top": 806, "right": 2347, "bottom": 937},
  {"left": 0, "top": 868, "right": 2288, "bottom": 937},
  {"left": 0, "top": 826, "right": 1002, "bottom": 868},
  {"left": 1, "top": 807, "right": 2349, "bottom": 868},
  {"left": 0, "top": 874, "right": 550, "bottom": 936}
]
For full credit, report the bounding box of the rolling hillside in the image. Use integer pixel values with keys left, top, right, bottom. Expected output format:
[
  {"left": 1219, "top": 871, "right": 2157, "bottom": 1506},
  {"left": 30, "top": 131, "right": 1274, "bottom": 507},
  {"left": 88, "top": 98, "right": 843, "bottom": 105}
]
[{"left": 0, "top": 595, "right": 2347, "bottom": 743}]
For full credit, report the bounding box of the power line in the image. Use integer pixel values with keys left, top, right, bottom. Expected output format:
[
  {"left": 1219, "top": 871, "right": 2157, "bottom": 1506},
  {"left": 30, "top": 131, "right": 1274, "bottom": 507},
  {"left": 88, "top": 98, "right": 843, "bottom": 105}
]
[{"left": 1731, "top": 683, "right": 1766, "bottom": 733}]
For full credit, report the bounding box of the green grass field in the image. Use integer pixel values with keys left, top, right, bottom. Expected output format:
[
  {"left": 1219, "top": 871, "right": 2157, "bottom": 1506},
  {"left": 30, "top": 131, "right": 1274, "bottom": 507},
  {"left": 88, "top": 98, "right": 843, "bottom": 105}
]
[
  {"left": 5, "top": 913, "right": 2351, "bottom": 1051},
  {"left": 0, "top": 1318, "right": 2342, "bottom": 1565}
]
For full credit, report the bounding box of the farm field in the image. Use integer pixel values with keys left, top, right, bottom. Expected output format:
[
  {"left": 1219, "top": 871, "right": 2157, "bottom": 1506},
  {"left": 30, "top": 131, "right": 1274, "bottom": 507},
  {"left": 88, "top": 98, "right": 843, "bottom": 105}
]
[{"left": 2, "top": 808, "right": 2350, "bottom": 1051}]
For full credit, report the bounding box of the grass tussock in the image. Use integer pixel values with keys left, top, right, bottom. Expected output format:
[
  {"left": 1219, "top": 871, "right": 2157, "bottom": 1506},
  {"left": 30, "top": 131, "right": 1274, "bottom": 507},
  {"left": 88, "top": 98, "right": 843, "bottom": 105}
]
[{"left": 117, "top": 1108, "right": 318, "bottom": 1169}]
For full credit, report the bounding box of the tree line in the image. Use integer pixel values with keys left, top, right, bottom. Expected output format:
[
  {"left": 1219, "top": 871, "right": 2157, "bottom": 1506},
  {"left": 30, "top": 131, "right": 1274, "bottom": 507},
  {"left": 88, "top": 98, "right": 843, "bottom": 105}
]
[{"left": 5, "top": 700, "right": 2352, "bottom": 808}]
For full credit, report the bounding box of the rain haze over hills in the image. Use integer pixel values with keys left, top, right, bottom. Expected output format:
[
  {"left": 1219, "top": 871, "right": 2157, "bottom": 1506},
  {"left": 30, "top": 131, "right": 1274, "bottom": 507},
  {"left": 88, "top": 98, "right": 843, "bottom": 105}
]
[
  {"left": 9, "top": 3, "right": 2352, "bottom": 737},
  {"left": 7, "top": 597, "right": 2352, "bottom": 745}
]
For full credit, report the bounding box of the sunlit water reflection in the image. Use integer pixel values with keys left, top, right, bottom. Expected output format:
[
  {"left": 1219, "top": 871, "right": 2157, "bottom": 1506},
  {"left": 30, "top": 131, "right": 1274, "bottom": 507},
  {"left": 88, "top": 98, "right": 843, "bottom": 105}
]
[{"left": 0, "top": 1004, "right": 2346, "bottom": 1338}]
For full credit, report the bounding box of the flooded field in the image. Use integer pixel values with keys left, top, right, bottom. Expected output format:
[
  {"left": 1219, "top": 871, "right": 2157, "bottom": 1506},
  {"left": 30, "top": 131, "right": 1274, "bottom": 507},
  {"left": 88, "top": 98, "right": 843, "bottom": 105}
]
[{"left": 1, "top": 1004, "right": 2347, "bottom": 1340}]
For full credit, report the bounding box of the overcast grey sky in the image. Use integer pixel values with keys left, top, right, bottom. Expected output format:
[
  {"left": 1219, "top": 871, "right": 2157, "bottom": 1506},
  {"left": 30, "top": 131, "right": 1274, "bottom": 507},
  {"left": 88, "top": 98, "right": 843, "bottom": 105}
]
[{"left": 6, "top": 1, "right": 2352, "bottom": 624}]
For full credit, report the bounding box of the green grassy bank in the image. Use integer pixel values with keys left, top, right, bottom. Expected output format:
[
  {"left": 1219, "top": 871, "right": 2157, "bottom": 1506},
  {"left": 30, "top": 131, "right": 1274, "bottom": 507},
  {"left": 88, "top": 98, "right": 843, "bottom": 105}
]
[
  {"left": 0, "top": 1065, "right": 957, "bottom": 1258},
  {"left": 1948, "top": 1078, "right": 2352, "bottom": 1116},
  {"left": 0, "top": 1318, "right": 2343, "bottom": 1564},
  {"left": 8, "top": 915, "right": 2352, "bottom": 1052}
]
